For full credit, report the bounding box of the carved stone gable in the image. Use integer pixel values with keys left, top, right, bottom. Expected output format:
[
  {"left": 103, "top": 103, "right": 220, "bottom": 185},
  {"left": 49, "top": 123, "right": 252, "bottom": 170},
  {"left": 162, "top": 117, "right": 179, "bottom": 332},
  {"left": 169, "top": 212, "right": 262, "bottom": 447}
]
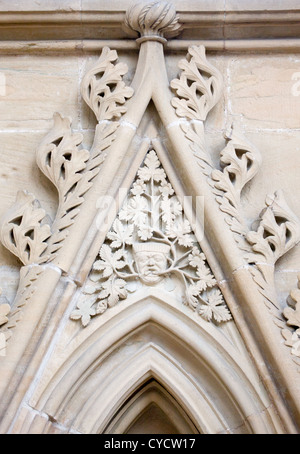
[
  {"left": 0, "top": 0, "right": 300, "bottom": 435},
  {"left": 71, "top": 149, "right": 231, "bottom": 327}
]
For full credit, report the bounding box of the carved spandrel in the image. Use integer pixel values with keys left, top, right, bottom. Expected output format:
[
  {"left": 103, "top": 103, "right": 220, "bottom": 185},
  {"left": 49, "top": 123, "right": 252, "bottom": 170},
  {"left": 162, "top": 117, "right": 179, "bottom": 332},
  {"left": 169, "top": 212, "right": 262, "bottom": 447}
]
[{"left": 71, "top": 150, "right": 232, "bottom": 327}]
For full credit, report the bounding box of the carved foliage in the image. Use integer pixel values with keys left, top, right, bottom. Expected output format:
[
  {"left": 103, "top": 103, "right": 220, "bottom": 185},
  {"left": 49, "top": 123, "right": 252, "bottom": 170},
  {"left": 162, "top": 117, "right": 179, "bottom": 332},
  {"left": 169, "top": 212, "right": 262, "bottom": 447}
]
[
  {"left": 81, "top": 46, "right": 134, "bottom": 122},
  {"left": 0, "top": 288, "right": 10, "bottom": 328},
  {"left": 1, "top": 47, "right": 134, "bottom": 265},
  {"left": 247, "top": 191, "right": 300, "bottom": 266},
  {"left": 282, "top": 277, "right": 300, "bottom": 358},
  {"left": 211, "top": 127, "right": 262, "bottom": 237},
  {"left": 245, "top": 191, "right": 300, "bottom": 314},
  {"left": 36, "top": 113, "right": 93, "bottom": 259},
  {"left": 0, "top": 190, "right": 51, "bottom": 265},
  {"left": 36, "top": 113, "right": 90, "bottom": 198},
  {"left": 71, "top": 150, "right": 231, "bottom": 326},
  {"left": 171, "top": 45, "right": 223, "bottom": 121},
  {"left": 0, "top": 46, "right": 134, "bottom": 344},
  {"left": 170, "top": 44, "right": 300, "bottom": 360},
  {"left": 0, "top": 266, "right": 42, "bottom": 343}
]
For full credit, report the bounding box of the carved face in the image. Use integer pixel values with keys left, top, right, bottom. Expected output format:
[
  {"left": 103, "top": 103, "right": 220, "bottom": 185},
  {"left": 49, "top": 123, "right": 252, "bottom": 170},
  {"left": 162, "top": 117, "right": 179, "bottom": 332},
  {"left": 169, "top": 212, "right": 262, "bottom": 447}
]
[{"left": 134, "top": 251, "right": 168, "bottom": 284}]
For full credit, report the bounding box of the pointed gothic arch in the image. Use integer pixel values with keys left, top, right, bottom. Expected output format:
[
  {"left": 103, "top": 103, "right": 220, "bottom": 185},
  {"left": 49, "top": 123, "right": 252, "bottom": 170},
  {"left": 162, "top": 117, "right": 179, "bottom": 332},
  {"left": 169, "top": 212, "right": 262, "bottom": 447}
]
[
  {"left": 19, "top": 293, "right": 280, "bottom": 434},
  {"left": 106, "top": 380, "right": 198, "bottom": 434}
]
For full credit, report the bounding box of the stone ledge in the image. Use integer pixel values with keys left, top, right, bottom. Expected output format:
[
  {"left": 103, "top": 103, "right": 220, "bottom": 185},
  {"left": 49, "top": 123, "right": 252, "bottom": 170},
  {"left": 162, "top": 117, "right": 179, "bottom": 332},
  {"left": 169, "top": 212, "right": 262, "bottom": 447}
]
[{"left": 0, "top": 6, "right": 300, "bottom": 41}]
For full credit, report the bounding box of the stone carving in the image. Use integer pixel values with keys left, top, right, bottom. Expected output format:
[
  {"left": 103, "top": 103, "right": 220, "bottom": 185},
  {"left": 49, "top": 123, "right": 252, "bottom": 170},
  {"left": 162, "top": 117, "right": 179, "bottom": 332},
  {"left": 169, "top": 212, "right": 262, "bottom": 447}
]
[
  {"left": 282, "top": 275, "right": 300, "bottom": 358},
  {"left": 0, "top": 289, "right": 10, "bottom": 329},
  {"left": 246, "top": 190, "right": 300, "bottom": 308},
  {"left": 0, "top": 285, "right": 21, "bottom": 342},
  {"left": 0, "top": 0, "right": 299, "bottom": 434},
  {"left": 171, "top": 45, "right": 223, "bottom": 121},
  {"left": 0, "top": 47, "right": 133, "bottom": 340},
  {"left": 211, "top": 126, "right": 262, "bottom": 251},
  {"left": 71, "top": 150, "right": 231, "bottom": 326},
  {"left": 169, "top": 39, "right": 300, "bottom": 365},
  {"left": 247, "top": 191, "right": 300, "bottom": 266},
  {"left": 170, "top": 47, "right": 261, "bottom": 249},
  {"left": 124, "top": 0, "right": 182, "bottom": 42},
  {"left": 0, "top": 190, "right": 51, "bottom": 266},
  {"left": 81, "top": 46, "right": 134, "bottom": 122},
  {"left": 133, "top": 242, "right": 170, "bottom": 285},
  {"left": 1, "top": 47, "right": 133, "bottom": 266},
  {"left": 36, "top": 112, "right": 92, "bottom": 260}
]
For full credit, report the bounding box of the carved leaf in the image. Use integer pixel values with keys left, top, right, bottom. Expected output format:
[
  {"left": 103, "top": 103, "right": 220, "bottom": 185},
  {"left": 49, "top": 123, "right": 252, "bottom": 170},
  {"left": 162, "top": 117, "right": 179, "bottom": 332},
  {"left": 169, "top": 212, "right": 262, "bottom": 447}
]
[
  {"left": 161, "top": 197, "right": 182, "bottom": 226},
  {"left": 171, "top": 45, "right": 223, "bottom": 121},
  {"left": 101, "top": 277, "right": 127, "bottom": 308},
  {"left": 284, "top": 306, "right": 300, "bottom": 330},
  {"left": 70, "top": 297, "right": 97, "bottom": 327},
  {"left": 0, "top": 190, "right": 51, "bottom": 265},
  {"left": 0, "top": 303, "right": 10, "bottom": 327},
  {"left": 119, "top": 195, "right": 148, "bottom": 227},
  {"left": 284, "top": 282, "right": 300, "bottom": 332},
  {"left": 93, "top": 245, "right": 126, "bottom": 277},
  {"left": 107, "top": 219, "right": 134, "bottom": 248},
  {"left": 212, "top": 128, "right": 261, "bottom": 221},
  {"left": 36, "top": 113, "right": 90, "bottom": 197},
  {"left": 282, "top": 278, "right": 300, "bottom": 357},
  {"left": 138, "top": 150, "right": 166, "bottom": 182},
  {"left": 210, "top": 127, "right": 262, "bottom": 244},
  {"left": 165, "top": 219, "right": 194, "bottom": 247},
  {"left": 247, "top": 191, "right": 300, "bottom": 265},
  {"left": 36, "top": 113, "right": 97, "bottom": 259},
  {"left": 198, "top": 289, "right": 232, "bottom": 323},
  {"left": 81, "top": 46, "right": 134, "bottom": 121},
  {"left": 184, "top": 284, "right": 201, "bottom": 310}
]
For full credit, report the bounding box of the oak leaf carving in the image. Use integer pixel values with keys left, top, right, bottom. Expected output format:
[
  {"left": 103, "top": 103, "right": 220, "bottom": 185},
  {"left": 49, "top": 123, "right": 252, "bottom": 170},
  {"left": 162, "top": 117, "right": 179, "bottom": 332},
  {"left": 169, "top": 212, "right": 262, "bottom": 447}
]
[
  {"left": 0, "top": 190, "right": 51, "bottom": 265},
  {"left": 171, "top": 45, "right": 223, "bottom": 121},
  {"left": 81, "top": 46, "right": 134, "bottom": 121}
]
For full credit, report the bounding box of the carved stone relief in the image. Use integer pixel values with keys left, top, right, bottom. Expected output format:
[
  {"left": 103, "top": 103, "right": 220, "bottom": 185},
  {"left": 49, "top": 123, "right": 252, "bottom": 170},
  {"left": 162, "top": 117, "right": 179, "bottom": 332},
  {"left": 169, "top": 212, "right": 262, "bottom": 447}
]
[
  {"left": 282, "top": 275, "right": 300, "bottom": 358},
  {"left": 70, "top": 149, "right": 231, "bottom": 327},
  {"left": 0, "top": 0, "right": 299, "bottom": 434}
]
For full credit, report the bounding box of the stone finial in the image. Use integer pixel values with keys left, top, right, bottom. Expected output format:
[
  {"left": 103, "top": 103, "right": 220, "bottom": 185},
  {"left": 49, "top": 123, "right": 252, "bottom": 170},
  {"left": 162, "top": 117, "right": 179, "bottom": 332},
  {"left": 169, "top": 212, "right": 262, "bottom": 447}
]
[{"left": 123, "top": 1, "right": 182, "bottom": 43}]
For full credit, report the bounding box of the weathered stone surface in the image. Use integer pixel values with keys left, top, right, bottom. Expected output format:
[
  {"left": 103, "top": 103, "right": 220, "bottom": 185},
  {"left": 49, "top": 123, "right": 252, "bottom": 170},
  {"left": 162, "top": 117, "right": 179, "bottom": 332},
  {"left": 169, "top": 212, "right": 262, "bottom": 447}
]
[
  {"left": 228, "top": 55, "right": 300, "bottom": 129},
  {"left": 0, "top": 56, "right": 80, "bottom": 130}
]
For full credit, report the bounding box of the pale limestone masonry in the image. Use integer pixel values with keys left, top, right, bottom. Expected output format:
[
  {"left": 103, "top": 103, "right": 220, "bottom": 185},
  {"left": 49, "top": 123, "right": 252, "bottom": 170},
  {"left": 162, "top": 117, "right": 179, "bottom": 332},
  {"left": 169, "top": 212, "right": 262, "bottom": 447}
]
[{"left": 0, "top": 0, "right": 300, "bottom": 434}]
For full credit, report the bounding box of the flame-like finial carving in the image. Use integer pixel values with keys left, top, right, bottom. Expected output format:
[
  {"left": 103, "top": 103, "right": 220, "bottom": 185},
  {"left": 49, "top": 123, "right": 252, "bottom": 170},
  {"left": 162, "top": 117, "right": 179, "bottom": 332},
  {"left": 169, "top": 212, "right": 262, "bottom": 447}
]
[{"left": 124, "top": 1, "right": 182, "bottom": 43}]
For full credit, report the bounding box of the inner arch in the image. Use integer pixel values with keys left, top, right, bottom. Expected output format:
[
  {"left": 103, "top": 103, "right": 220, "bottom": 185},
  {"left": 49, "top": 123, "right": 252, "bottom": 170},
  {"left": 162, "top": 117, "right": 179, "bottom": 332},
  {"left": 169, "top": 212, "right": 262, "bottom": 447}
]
[{"left": 105, "top": 379, "right": 199, "bottom": 434}]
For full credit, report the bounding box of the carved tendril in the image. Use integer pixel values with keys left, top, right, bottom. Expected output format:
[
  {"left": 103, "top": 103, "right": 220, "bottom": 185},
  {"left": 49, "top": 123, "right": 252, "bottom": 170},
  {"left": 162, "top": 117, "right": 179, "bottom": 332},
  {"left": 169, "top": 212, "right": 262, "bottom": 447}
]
[
  {"left": 81, "top": 46, "right": 134, "bottom": 122},
  {"left": 171, "top": 45, "right": 223, "bottom": 122},
  {"left": 282, "top": 276, "right": 300, "bottom": 359},
  {"left": 246, "top": 191, "right": 300, "bottom": 313},
  {"left": 36, "top": 113, "right": 92, "bottom": 259},
  {"left": 211, "top": 126, "right": 262, "bottom": 238},
  {"left": 0, "top": 45, "right": 134, "bottom": 342},
  {"left": 0, "top": 190, "right": 51, "bottom": 266},
  {"left": 247, "top": 190, "right": 300, "bottom": 266}
]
